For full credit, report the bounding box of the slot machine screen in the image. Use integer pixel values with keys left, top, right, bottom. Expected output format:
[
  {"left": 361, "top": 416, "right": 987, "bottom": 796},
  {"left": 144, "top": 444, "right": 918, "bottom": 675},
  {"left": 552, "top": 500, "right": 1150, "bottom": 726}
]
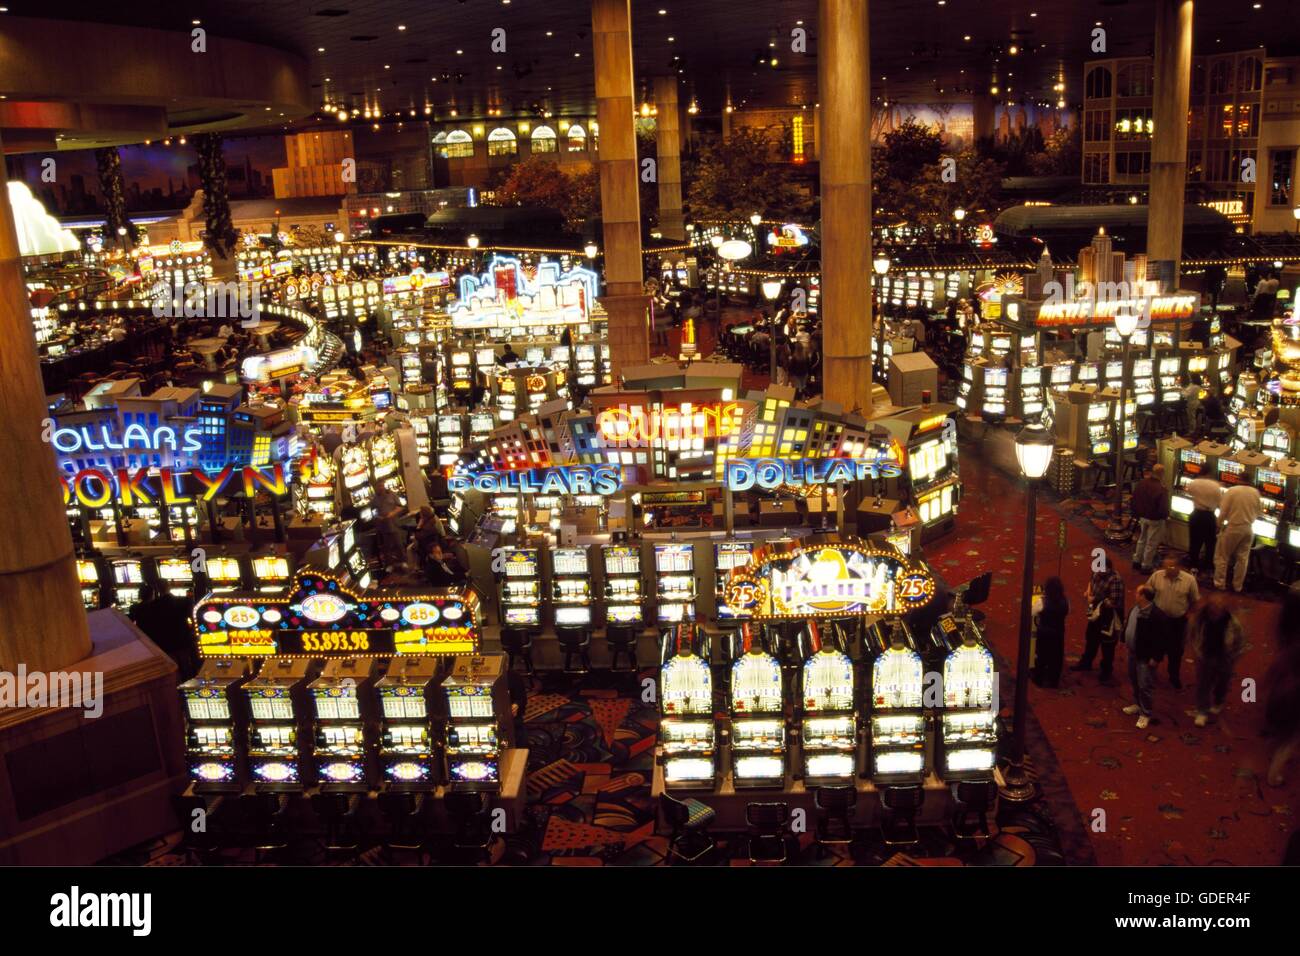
[
  {"left": 909, "top": 438, "right": 947, "bottom": 483},
  {"left": 113, "top": 561, "right": 143, "bottom": 585},
  {"left": 555, "top": 606, "right": 592, "bottom": 626},
  {"left": 328, "top": 539, "right": 341, "bottom": 569},
  {"left": 552, "top": 548, "right": 589, "bottom": 575},
  {"left": 208, "top": 556, "right": 242, "bottom": 586},
  {"left": 343, "top": 523, "right": 356, "bottom": 554},
  {"left": 1170, "top": 494, "right": 1194, "bottom": 517},
  {"left": 1020, "top": 366, "right": 1042, "bottom": 385},
  {"left": 76, "top": 559, "right": 98, "bottom": 584},
  {"left": 1051, "top": 364, "right": 1073, "bottom": 385}
]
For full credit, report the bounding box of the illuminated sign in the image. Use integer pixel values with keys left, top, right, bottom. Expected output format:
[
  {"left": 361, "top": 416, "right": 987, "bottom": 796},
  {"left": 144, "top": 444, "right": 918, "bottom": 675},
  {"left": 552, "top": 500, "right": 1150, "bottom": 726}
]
[
  {"left": 382, "top": 269, "right": 450, "bottom": 295},
  {"left": 194, "top": 570, "right": 481, "bottom": 657},
  {"left": 596, "top": 401, "right": 743, "bottom": 445},
  {"left": 1034, "top": 294, "right": 1199, "bottom": 326},
  {"left": 450, "top": 255, "right": 598, "bottom": 330},
  {"left": 61, "top": 464, "right": 290, "bottom": 509},
  {"left": 51, "top": 423, "right": 202, "bottom": 456},
  {"left": 766, "top": 224, "right": 810, "bottom": 249},
  {"left": 722, "top": 539, "right": 936, "bottom": 620},
  {"left": 725, "top": 457, "right": 903, "bottom": 491},
  {"left": 447, "top": 464, "right": 622, "bottom": 496}
]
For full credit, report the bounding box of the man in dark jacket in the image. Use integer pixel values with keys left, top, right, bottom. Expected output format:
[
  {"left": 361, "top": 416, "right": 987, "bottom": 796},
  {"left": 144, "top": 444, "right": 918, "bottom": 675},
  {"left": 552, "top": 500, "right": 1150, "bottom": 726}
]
[
  {"left": 1121, "top": 585, "right": 1168, "bottom": 728},
  {"left": 1130, "top": 464, "right": 1170, "bottom": 573}
]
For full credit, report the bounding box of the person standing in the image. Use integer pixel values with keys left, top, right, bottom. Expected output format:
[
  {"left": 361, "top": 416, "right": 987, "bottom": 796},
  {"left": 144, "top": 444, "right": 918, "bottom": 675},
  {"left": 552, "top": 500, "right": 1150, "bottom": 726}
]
[
  {"left": 1188, "top": 595, "right": 1244, "bottom": 727},
  {"left": 1074, "top": 561, "right": 1126, "bottom": 683},
  {"left": 1185, "top": 473, "right": 1222, "bottom": 574},
  {"left": 1121, "top": 585, "right": 1168, "bottom": 729},
  {"left": 1181, "top": 376, "right": 1202, "bottom": 435},
  {"left": 1131, "top": 464, "right": 1171, "bottom": 574},
  {"left": 1147, "top": 556, "right": 1200, "bottom": 689},
  {"left": 1032, "top": 576, "right": 1069, "bottom": 688},
  {"left": 1214, "top": 482, "right": 1262, "bottom": 593},
  {"left": 372, "top": 484, "right": 407, "bottom": 573}
]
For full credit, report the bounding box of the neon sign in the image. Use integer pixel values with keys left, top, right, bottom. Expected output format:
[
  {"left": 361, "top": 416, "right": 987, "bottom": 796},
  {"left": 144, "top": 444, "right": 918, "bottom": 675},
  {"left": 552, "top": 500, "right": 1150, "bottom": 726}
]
[
  {"left": 725, "top": 457, "right": 903, "bottom": 491},
  {"left": 766, "top": 224, "right": 810, "bottom": 249},
  {"left": 596, "top": 401, "right": 743, "bottom": 445},
  {"left": 51, "top": 424, "right": 203, "bottom": 456},
  {"left": 722, "top": 539, "right": 936, "bottom": 620},
  {"left": 448, "top": 464, "right": 622, "bottom": 496},
  {"left": 60, "top": 464, "right": 289, "bottom": 509},
  {"left": 1035, "top": 294, "right": 1199, "bottom": 325},
  {"left": 450, "top": 255, "right": 598, "bottom": 330}
]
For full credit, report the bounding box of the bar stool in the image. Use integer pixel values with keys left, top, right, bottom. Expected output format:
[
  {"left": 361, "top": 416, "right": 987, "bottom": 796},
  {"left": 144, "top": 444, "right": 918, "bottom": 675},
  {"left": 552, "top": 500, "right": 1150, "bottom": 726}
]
[
  {"left": 377, "top": 789, "right": 432, "bottom": 864},
  {"left": 556, "top": 627, "right": 593, "bottom": 675},
  {"left": 310, "top": 790, "right": 363, "bottom": 863},
  {"left": 951, "top": 780, "right": 998, "bottom": 840},
  {"left": 813, "top": 786, "right": 857, "bottom": 858},
  {"left": 660, "top": 792, "right": 717, "bottom": 864},
  {"left": 500, "top": 628, "right": 535, "bottom": 675},
  {"left": 237, "top": 791, "right": 294, "bottom": 863},
  {"left": 605, "top": 624, "right": 639, "bottom": 673},
  {"left": 170, "top": 793, "right": 227, "bottom": 864},
  {"left": 744, "top": 802, "right": 793, "bottom": 864},
  {"left": 878, "top": 785, "right": 925, "bottom": 846}
]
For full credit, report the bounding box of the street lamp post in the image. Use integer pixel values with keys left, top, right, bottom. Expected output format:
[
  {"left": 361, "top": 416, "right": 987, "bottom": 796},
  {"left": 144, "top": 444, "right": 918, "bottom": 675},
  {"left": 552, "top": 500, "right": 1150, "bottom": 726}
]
[
  {"left": 1106, "top": 311, "right": 1141, "bottom": 542},
  {"left": 1001, "top": 420, "right": 1056, "bottom": 802},
  {"left": 953, "top": 206, "right": 967, "bottom": 244},
  {"left": 872, "top": 255, "right": 891, "bottom": 378},
  {"left": 1292, "top": 207, "right": 1300, "bottom": 235},
  {"left": 466, "top": 233, "right": 480, "bottom": 273},
  {"left": 761, "top": 277, "right": 783, "bottom": 383}
]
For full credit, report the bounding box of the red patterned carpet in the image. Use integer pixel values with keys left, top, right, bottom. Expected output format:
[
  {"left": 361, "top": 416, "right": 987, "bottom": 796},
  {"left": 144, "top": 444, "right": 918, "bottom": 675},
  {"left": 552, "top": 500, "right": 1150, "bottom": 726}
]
[{"left": 932, "top": 445, "right": 1300, "bottom": 865}]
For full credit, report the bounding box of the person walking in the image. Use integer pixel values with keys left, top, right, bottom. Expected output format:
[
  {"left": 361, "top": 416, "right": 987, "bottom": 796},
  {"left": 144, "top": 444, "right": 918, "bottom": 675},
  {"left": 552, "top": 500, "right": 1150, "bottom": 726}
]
[
  {"left": 1121, "top": 585, "right": 1168, "bottom": 729},
  {"left": 1147, "top": 556, "right": 1200, "bottom": 689},
  {"left": 1073, "top": 561, "right": 1126, "bottom": 683},
  {"left": 1032, "top": 576, "right": 1069, "bottom": 688},
  {"left": 1214, "top": 482, "right": 1262, "bottom": 593},
  {"left": 1188, "top": 595, "right": 1244, "bottom": 727},
  {"left": 1131, "top": 464, "right": 1171, "bottom": 573},
  {"left": 1185, "top": 473, "right": 1222, "bottom": 574}
]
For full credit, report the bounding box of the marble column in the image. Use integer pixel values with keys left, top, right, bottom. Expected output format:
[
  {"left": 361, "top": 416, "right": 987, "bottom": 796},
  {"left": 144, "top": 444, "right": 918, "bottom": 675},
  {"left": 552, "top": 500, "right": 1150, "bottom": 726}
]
[
  {"left": 654, "top": 76, "right": 686, "bottom": 241},
  {"left": 1148, "top": 0, "right": 1194, "bottom": 287}
]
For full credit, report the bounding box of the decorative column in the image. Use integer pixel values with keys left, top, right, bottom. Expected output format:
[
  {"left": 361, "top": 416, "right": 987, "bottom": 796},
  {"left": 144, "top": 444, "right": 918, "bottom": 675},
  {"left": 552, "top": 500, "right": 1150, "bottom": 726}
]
[
  {"left": 1148, "top": 0, "right": 1193, "bottom": 287},
  {"left": 818, "top": 0, "right": 874, "bottom": 413},
  {"left": 0, "top": 131, "right": 92, "bottom": 672},
  {"left": 592, "top": 0, "right": 649, "bottom": 374},
  {"left": 654, "top": 76, "right": 686, "bottom": 241}
]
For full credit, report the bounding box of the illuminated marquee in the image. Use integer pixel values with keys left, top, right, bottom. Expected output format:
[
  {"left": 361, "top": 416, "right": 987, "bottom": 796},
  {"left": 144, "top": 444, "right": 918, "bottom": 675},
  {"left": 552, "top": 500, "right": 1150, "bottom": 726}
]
[
  {"left": 450, "top": 255, "right": 599, "bottom": 330},
  {"left": 725, "top": 456, "right": 903, "bottom": 491},
  {"left": 766, "top": 223, "right": 810, "bottom": 248},
  {"left": 193, "top": 569, "right": 481, "bottom": 658},
  {"left": 448, "top": 464, "right": 622, "bottom": 496},
  {"left": 1034, "top": 293, "right": 1199, "bottom": 326},
  {"left": 722, "top": 538, "right": 936, "bottom": 620},
  {"left": 51, "top": 423, "right": 203, "bottom": 456},
  {"left": 596, "top": 401, "right": 743, "bottom": 445},
  {"left": 61, "top": 464, "right": 290, "bottom": 509}
]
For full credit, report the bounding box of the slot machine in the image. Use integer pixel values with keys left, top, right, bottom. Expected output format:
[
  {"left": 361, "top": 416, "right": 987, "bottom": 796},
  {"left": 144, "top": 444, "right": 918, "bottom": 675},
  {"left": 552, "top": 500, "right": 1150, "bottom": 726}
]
[
  {"left": 654, "top": 542, "right": 697, "bottom": 624},
  {"left": 1262, "top": 423, "right": 1295, "bottom": 461},
  {"left": 602, "top": 542, "right": 645, "bottom": 627},
  {"left": 954, "top": 362, "right": 975, "bottom": 415},
  {"left": 574, "top": 343, "right": 598, "bottom": 385},
  {"left": 1103, "top": 358, "right": 1124, "bottom": 394},
  {"left": 866, "top": 620, "right": 927, "bottom": 785},
  {"left": 1234, "top": 410, "right": 1265, "bottom": 452},
  {"left": 179, "top": 658, "right": 253, "bottom": 791},
  {"left": 550, "top": 546, "right": 593, "bottom": 628},
  {"left": 1158, "top": 356, "right": 1183, "bottom": 404},
  {"left": 155, "top": 555, "right": 195, "bottom": 600},
  {"left": 300, "top": 450, "right": 337, "bottom": 520},
  {"left": 980, "top": 366, "right": 1008, "bottom": 421},
  {"left": 1132, "top": 358, "right": 1156, "bottom": 407},
  {"left": 244, "top": 659, "right": 314, "bottom": 790},
  {"left": 440, "top": 654, "right": 513, "bottom": 791},
  {"left": 1085, "top": 400, "right": 1112, "bottom": 461},
  {"left": 1219, "top": 449, "right": 1267, "bottom": 491},
  {"left": 726, "top": 623, "right": 787, "bottom": 789},
  {"left": 797, "top": 621, "right": 858, "bottom": 785},
  {"left": 713, "top": 541, "right": 755, "bottom": 623},
  {"left": 167, "top": 503, "right": 201, "bottom": 544},
  {"left": 937, "top": 618, "right": 999, "bottom": 781},
  {"left": 437, "top": 413, "right": 465, "bottom": 467},
  {"left": 658, "top": 624, "right": 717, "bottom": 790},
  {"left": 110, "top": 556, "right": 147, "bottom": 610},
  {"left": 1253, "top": 463, "right": 1288, "bottom": 548},
  {"left": 77, "top": 555, "right": 105, "bottom": 609},
  {"left": 498, "top": 547, "right": 542, "bottom": 628},
  {"left": 1049, "top": 363, "right": 1074, "bottom": 391},
  {"left": 368, "top": 433, "right": 405, "bottom": 505},
  {"left": 309, "top": 658, "right": 375, "bottom": 789},
  {"left": 339, "top": 444, "right": 375, "bottom": 519},
  {"left": 251, "top": 553, "right": 292, "bottom": 593},
  {"left": 469, "top": 412, "right": 494, "bottom": 444},
  {"left": 1018, "top": 365, "right": 1045, "bottom": 421},
  {"left": 1077, "top": 362, "right": 1100, "bottom": 387},
  {"left": 205, "top": 554, "right": 246, "bottom": 593},
  {"left": 409, "top": 413, "right": 432, "bottom": 469},
  {"left": 376, "top": 657, "right": 440, "bottom": 789}
]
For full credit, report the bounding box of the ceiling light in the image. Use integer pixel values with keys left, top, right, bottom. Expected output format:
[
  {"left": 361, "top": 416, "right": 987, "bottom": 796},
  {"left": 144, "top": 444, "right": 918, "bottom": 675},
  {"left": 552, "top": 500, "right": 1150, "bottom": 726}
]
[
  {"left": 1008, "top": 45, "right": 1019, "bottom": 55},
  {"left": 397, "top": 24, "right": 406, "bottom": 30},
  {"left": 659, "top": 7, "right": 667, "bottom": 13},
  {"left": 963, "top": 35, "right": 971, "bottom": 41},
  {"left": 318, "top": 47, "right": 326, "bottom": 52}
]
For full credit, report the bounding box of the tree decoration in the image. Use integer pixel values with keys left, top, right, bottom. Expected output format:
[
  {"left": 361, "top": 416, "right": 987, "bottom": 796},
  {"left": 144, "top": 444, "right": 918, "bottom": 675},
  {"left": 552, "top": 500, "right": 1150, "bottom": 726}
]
[
  {"left": 94, "top": 147, "right": 137, "bottom": 246},
  {"left": 195, "top": 133, "right": 239, "bottom": 258}
]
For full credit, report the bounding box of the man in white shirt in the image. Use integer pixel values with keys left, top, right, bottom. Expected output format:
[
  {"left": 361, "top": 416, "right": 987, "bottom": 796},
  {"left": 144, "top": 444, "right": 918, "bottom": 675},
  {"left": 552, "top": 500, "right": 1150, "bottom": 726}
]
[
  {"left": 1181, "top": 377, "right": 1201, "bottom": 434},
  {"left": 1214, "top": 483, "right": 1262, "bottom": 592},
  {"left": 1184, "top": 475, "right": 1221, "bottom": 573},
  {"left": 1147, "top": 557, "right": 1199, "bottom": 689}
]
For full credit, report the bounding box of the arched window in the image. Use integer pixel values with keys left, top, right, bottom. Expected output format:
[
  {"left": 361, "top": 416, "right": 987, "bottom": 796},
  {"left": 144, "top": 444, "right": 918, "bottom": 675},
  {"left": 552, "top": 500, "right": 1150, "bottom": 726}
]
[
  {"left": 530, "top": 125, "right": 557, "bottom": 153},
  {"left": 1085, "top": 65, "right": 1112, "bottom": 100},
  {"left": 1210, "top": 60, "right": 1233, "bottom": 95},
  {"left": 445, "top": 129, "right": 474, "bottom": 159},
  {"left": 566, "top": 124, "right": 587, "bottom": 152},
  {"left": 487, "top": 127, "right": 518, "bottom": 157},
  {"left": 1117, "top": 62, "right": 1153, "bottom": 98},
  {"left": 432, "top": 131, "right": 448, "bottom": 158},
  {"left": 1238, "top": 56, "right": 1262, "bottom": 93}
]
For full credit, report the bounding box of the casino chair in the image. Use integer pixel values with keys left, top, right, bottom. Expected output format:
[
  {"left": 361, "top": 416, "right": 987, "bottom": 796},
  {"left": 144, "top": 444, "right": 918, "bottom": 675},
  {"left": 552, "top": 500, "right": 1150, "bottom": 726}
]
[
  {"left": 744, "top": 802, "right": 794, "bottom": 865},
  {"left": 377, "top": 790, "right": 433, "bottom": 864},
  {"left": 813, "top": 786, "right": 858, "bottom": 859},
  {"left": 442, "top": 790, "right": 498, "bottom": 865},
  {"left": 310, "top": 790, "right": 364, "bottom": 863},
  {"left": 954, "top": 571, "right": 993, "bottom": 626},
  {"left": 950, "top": 780, "right": 999, "bottom": 841},
  {"left": 237, "top": 791, "right": 294, "bottom": 863},
  {"left": 660, "top": 792, "right": 717, "bottom": 865},
  {"left": 878, "top": 785, "right": 926, "bottom": 847},
  {"left": 170, "top": 793, "right": 228, "bottom": 864},
  {"left": 605, "top": 624, "right": 640, "bottom": 674},
  {"left": 556, "top": 627, "right": 593, "bottom": 676},
  {"left": 499, "top": 628, "right": 536, "bottom": 675}
]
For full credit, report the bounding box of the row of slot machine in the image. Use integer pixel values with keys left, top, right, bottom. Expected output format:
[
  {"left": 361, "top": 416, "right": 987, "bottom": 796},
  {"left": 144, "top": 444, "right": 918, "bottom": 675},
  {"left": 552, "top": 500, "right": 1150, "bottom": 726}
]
[
  {"left": 1169, "top": 435, "right": 1300, "bottom": 551},
  {"left": 76, "top": 551, "right": 292, "bottom": 612},
  {"left": 657, "top": 610, "right": 998, "bottom": 792},
  {"left": 440, "top": 341, "right": 610, "bottom": 402},
  {"left": 68, "top": 497, "right": 205, "bottom": 548},
  {"left": 180, "top": 653, "right": 511, "bottom": 793},
  {"left": 494, "top": 539, "right": 759, "bottom": 630},
  {"left": 1228, "top": 372, "right": 1300, "bottom": 454},
  {"left": 957, "top": 348, "right": 1231, "bottom": 424}
]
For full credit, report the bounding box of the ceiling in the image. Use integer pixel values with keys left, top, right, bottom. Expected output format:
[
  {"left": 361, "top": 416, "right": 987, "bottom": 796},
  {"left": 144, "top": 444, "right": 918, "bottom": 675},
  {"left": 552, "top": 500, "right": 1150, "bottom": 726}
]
[{"left": 19, "top": 0, "right": 1300, "bottom": 133}]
